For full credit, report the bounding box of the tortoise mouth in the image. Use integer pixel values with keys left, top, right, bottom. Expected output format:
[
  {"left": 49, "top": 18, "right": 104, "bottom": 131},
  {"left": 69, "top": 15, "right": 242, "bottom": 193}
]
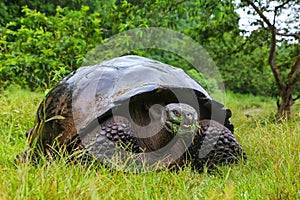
[
  {"left": 163, "top": 118, "right": 196, "bottom": 134},
  {"left": 164, "top": 120, "right": 178, "bottom": 132},
  {"left": 182, "top": 124, "right": 193, "bottom": 128}
]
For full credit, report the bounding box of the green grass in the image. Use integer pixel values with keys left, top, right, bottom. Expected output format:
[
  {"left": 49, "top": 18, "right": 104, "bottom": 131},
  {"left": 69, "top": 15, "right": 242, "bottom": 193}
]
[{"left": 0, "top": 87, "right": 299, "bottom": 199}]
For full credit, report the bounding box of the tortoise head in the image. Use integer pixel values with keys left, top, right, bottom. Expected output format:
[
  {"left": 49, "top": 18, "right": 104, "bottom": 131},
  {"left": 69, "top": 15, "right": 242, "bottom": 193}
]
[{"left": 161, "top": 103, "right": 198, "bottom": 134}]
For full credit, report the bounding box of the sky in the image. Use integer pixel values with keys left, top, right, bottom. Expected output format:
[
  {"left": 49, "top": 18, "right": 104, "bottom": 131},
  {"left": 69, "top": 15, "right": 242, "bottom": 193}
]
[{"left": 235, "top": 0, "right": 299, "bottom": 37}]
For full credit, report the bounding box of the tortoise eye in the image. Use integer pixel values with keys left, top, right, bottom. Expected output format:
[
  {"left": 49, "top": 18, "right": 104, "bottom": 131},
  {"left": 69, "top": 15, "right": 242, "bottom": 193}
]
[
  {"left": 172, "top": 110, "right": 181, "bottom": 117},
  {"left": 187, "top": 113, "right": 194, "bottom": 121}
]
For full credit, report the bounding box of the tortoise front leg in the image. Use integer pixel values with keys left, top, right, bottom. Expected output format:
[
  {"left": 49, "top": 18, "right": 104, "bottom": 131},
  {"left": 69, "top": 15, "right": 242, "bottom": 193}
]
[
  {"left": 80, "top": 116, "right": 141, "bottom": 167},
  {"left": 189, "top": 119, "right": 246, "bottom": 170}
]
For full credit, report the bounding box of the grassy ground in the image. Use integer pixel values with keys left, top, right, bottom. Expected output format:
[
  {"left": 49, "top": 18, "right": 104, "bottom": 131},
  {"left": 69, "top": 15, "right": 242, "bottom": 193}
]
[{"left": 0, "top": 87, "right": 299, "bottom": 200}]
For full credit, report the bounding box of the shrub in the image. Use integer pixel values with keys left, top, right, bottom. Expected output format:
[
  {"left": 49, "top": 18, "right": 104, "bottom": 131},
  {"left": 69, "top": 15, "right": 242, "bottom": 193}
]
[{"left": 0, "top": 6, "right": 102, "bottom": 90}]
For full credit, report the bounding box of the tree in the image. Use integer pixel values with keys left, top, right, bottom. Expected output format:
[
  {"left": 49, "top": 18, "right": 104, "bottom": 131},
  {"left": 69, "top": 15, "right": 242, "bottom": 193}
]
[{"left": 241, "top": 0, "right": 300, "bottom": 118}]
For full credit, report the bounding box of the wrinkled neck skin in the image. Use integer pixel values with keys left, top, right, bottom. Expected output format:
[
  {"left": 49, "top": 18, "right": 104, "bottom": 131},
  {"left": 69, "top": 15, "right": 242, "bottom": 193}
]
[{"left": 130, "top": 102, "right": 197, "bottom": 150}]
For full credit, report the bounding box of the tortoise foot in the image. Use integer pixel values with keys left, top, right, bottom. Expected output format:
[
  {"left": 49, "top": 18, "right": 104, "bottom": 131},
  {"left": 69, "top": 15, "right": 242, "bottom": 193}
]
[
  {"left": 81, "top": 116, "right": 140, "bottom": 162},
  {"left": 190, "top": 120, "right": 246, "bottom": 170}
]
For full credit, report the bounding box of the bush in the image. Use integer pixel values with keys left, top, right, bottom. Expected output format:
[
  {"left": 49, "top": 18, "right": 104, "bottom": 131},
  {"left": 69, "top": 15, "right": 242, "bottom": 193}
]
[{"left": 0, "top": 6, "right": 102, "bottom": 90}]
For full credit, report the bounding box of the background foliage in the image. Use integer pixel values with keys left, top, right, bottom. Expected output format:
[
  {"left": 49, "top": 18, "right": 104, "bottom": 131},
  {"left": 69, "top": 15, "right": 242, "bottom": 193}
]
[
  {"left": 0, "top": 5, "right": 102, "bottom": 89},
  {"left": 0, "top": 0, "right": 299, "bottom": 95}
]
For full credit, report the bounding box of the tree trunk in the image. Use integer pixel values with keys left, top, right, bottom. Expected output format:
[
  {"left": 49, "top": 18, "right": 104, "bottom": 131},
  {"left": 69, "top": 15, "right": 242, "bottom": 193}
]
[
  {"left": 277, "top": 86, "right": 294, "bottom": 119},
  {"left": 278, "top": 54, "right": 300, "bottom": 119}
]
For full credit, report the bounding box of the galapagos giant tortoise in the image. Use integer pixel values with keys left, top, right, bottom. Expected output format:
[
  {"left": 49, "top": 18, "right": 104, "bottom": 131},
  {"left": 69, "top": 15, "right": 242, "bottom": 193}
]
[{"left": 18, "top": 55, "right": 245, "bottom": 171}]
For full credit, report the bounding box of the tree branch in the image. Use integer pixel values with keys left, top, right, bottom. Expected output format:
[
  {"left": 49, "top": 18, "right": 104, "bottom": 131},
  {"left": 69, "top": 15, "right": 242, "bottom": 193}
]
[
  {"left": 269, "top": 31, "right": 283, "bottom": 90},
  {"left": 274, "top": 0, "right": 291, "bottom": 11},
  {"left": 273, "top": 0, "right": 291, "bottom": 26},
  {"left": 273, "top": 1, "right": 299, "bottom": 41},
  {"left": 288, "top": 54, "right": 300, "bottom": 87},
  {"left": 242, "top": 0, "right": 274, "bottom": 30},
  {"left": 293, "top": 95, "right": 300, "bottom": 102},
  {"left": 276, "top": 32, "right": 300, "bottom": 40},
  {"left": 243, "top": 0, "right": 284, "bottom": 90}
]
